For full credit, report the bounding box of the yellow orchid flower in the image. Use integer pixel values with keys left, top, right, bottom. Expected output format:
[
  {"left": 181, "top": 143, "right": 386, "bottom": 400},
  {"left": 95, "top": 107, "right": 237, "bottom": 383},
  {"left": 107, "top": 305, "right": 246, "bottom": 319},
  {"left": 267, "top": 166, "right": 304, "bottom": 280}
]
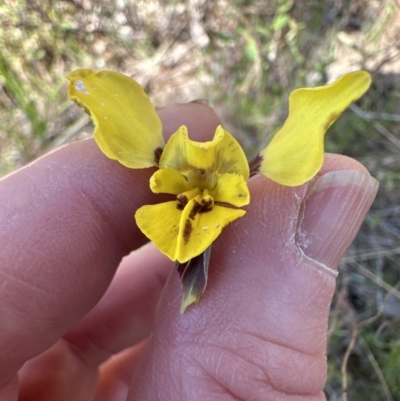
[{"left": 67, "top": 69, "right": 371, "bottom": 313}]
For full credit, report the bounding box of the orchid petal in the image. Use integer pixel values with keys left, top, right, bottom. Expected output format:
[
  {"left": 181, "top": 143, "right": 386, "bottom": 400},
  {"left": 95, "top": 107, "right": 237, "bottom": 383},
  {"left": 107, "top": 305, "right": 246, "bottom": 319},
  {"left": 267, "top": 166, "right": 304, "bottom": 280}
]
[
  {"left": 67, "top": 69, "right": 164, "bottom": 168},
  {"left": 135, "top": 199, "right": 245, "bottom": 263},
  {"left": 159, "top": 125, "right": 250, "bottom": 180},
  {"left": 150, "top": 168, "right": 192, "bottom": 195},
  {"left": 175, "top": 198, "right": 245, "bottom": 263},
  {"left": 209, "top": 173, "right": 250, "bottom": 207},
  {"left": 259, "top": 71, "right": 371, "bottom": 186}
]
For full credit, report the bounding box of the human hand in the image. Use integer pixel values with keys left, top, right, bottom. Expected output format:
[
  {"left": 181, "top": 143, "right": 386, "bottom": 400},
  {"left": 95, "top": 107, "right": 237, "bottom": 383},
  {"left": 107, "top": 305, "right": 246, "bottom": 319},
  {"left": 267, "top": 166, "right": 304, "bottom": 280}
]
[{"left": 0, "top": 102, "right": 378, "bottom": 400}]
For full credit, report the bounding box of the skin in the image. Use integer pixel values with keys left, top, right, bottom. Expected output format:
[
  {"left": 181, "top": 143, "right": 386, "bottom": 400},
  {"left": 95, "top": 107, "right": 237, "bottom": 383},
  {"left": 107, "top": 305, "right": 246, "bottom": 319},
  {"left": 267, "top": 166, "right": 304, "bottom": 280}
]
[{"left": 0, "top": 103, "right": 378, "bottom": 401}]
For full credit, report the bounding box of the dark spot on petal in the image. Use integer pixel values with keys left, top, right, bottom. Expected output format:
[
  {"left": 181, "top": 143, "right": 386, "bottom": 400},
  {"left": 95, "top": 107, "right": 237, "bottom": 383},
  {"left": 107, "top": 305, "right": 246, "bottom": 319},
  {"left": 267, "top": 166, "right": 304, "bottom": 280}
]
[
  {"left": 188, "top": 197, "right": 214, "bottom": 220},
  {"left": 154, "top": 147, "right": 163, "bottom": 164},
  {"left": 249, "top": 153, "right": 263, "bottom": 177},
  {"left": 201, "top": 198, "right": 213, "bottom": 210},
  {"left": 177, "top": 203, "right": 185, "bottom": 210},
  {"left": 189, "top": 201, "right": 203, "bottom": 220},
  {"left": 183, "top": 219, "right": 192, "bottom": 244}
]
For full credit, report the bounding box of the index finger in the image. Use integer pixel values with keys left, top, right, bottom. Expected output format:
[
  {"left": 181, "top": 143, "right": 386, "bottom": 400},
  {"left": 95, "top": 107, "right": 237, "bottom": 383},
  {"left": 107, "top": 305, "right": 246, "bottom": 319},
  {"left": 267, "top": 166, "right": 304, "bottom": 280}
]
[{"left": 0, "top": 102, "right": 221, "bottom": 387}]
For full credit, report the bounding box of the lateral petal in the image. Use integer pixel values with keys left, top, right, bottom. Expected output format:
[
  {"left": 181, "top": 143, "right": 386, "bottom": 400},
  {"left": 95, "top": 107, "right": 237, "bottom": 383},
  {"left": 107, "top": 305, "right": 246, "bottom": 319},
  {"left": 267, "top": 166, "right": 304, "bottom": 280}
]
[
  {"left": 259, "top": 71, "right": 371, "bottom": 186},
  {"left": 67, "top": 69, "right": 164, "bottom": 168}
]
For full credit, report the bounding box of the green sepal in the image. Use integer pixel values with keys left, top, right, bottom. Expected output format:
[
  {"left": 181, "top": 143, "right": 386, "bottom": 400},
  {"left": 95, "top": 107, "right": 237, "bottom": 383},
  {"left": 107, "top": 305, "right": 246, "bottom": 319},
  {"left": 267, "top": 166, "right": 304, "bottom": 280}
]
[{"left": 176, "top": 245, "right": 212, "bottom": 313}]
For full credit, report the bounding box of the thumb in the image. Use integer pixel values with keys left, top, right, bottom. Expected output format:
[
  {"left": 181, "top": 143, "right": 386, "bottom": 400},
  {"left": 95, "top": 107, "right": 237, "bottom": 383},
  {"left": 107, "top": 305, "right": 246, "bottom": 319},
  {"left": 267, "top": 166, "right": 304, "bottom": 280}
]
[{"left": 128, "top": 155, "right": 378, "bottom": 400}]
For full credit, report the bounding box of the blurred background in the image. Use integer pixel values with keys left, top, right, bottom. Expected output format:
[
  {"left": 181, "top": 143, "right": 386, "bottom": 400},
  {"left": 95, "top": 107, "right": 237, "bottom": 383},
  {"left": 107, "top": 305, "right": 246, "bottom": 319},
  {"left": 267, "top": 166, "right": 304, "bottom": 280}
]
[{"left": 0, "top": 0, "right": 399, "bottom": 399}]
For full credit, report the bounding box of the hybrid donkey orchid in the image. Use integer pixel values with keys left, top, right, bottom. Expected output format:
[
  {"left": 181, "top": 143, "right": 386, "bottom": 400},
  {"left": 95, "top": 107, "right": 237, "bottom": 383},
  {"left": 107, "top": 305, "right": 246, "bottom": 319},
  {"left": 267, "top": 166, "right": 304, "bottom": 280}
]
[{"left": 67, "top": 69, "right": 371, "bottom": 313}]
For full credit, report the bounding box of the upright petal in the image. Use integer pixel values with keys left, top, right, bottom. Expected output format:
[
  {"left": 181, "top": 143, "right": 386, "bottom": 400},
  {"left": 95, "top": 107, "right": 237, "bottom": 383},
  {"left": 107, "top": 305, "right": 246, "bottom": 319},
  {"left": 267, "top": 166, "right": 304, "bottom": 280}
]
[
  {"left": 259, "top": 71, "right": 371, "bottom": 186},
  {"left": 159, "top": 125, "right": 250, "bottom": 179},
  {"left": 67, "top": 69, "right": 164, "bottom": 168}
]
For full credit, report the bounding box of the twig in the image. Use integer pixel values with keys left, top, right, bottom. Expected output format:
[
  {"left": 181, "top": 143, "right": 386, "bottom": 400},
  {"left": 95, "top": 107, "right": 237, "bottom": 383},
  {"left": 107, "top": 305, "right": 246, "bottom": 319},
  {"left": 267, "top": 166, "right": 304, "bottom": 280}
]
[
  {"left": 350, "top": 103, "right": 400, "bottom": 123},
  {"left": 341, "top": 323, "right": 358, "bottom": 401},
  {"left": 358, "top": 334, "right": 394, "bottom": 401},
  {"left": 347, "top": 257, "right": 400, "bottom": 301},
  {"left": 343, "top": 247, "right": 400, "bottom": 263},
  {"left": 45, "top": 113, "right": 91, "bottom": 152},
  {"left": 359, "top": 279, "right": 400, "bottom": 326},
  {"left": 373, "top": 121, "right": 400, "bottom": 151},
  {"left": 350, "top": 104, "right": 400, "bottom": 151}
]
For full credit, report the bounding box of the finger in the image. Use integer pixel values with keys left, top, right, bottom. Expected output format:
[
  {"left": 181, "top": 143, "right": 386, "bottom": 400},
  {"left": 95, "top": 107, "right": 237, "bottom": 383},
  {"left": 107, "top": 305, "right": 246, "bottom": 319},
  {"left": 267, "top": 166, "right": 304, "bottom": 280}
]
[
  {"left": 127, "top": 154, "right": 378, "bottom": 400},
  {"left": 62, "top": 244, "right": 173, "bottom": 367},
  {"left": 0, "top": 102, "right": 220, "bottom": 393},
  {"left": 17, "top": 341, "right": 97, "bottom": 401},
  {"left": 94, "top": 342, "right": 147, "bottom": 401},
  {"left": 301, "top": 153, "right": 373, "bottom": 269},
  {"left": 17, "top": 244, "right": 172, "bottom": 401}
]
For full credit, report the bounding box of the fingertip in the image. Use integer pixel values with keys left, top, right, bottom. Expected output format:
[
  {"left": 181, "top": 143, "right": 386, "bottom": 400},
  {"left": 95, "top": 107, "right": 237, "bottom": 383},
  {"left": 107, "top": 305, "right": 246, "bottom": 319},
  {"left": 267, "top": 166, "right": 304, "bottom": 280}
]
[
  {"left": 320, "top": 153, "right": 370, "bottom": 176},
  {"left": 158, "top": 102, "right": 221, "bottom": 141},
  {"left": 95, "top": 342, "right": 146, "bottom": 401}
]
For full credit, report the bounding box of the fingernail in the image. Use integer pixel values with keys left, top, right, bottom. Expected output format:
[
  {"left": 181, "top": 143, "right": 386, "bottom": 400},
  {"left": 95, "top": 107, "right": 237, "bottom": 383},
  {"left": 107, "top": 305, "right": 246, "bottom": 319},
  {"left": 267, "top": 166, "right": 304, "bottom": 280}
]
[
  {"left": 189, "top": 99, "right": 209, "bottom": 105},
  {"left": 158, "top": 102, "right": 220, "bottom": 142},
  {"left": 297, "top": 170, "right": 379, "bottom": 270},
  {"left": 156, "top": 99, "right": 209, "bottom": 112}
]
